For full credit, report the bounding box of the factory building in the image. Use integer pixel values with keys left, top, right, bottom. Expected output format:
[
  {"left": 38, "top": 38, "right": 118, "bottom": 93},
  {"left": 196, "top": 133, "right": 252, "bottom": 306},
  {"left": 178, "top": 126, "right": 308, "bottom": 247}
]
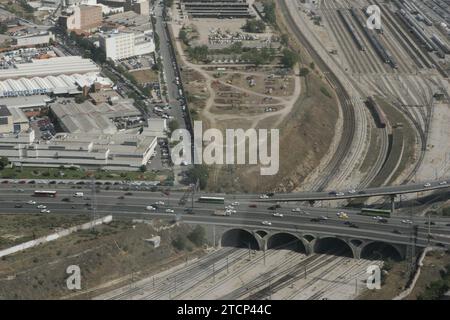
[
  {"left": 0, "top": 130, "right": 158, "bottom": 170},
  {"left": 0, "top": 105, "right": 29, "bottom": 134},
  {"left": 0, "top": 56, "right": 100, "bottom": 80},
  {"left": 60, "top": 4, "right": 103, "bottom": 32}
]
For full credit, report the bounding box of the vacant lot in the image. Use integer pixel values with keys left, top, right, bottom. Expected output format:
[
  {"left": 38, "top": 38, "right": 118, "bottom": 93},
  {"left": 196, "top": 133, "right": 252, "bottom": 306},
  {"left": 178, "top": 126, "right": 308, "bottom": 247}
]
[
  {"left": 0, "top": 214, "right": 89, "bottom": 250},
  {"left": 0, "top": 219, "right": 206, "bottom": 299},
  {"left": 130, "top": 69, "right": 159, "bottom": 85}
]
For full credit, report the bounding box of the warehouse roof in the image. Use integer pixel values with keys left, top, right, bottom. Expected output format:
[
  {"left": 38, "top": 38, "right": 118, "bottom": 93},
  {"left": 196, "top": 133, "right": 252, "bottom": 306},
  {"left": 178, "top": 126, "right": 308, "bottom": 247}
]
[{"left": 0, "top": 56, "right": 100, "bottom": 80}]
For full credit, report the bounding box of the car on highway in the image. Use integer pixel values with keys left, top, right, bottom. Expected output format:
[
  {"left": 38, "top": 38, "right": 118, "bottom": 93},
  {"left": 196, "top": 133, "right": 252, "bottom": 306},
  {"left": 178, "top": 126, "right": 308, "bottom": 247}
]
[
  {"left": 14, "top": 204, "right": 23, "bottom": 208},
  {"left": 292, "top": 208, "right": 302, "bottom": 212},
  {"left": 146, "top": 206, "right": 156, "bottom": 211},
  {"left": 439, "top": 181, "right": 448, "bottom": 185},
  {"left": 336, "top": 192, "right": 345, "bottom": 196},
  {"left": 155, "top": 201, "right": 165, "bottom": 205},
  {"left": 358, "top": 191, "right": 366, "bottom": 195},
  {"left": 231, "top": 202, "right": 239, "bottom": 206},
  {"left": 392, "top": 229, "right": 402, "bottom": 235},
  {"left": 424, "top": 183, "right": 432, "bottom": 188},
  {"left": 336, "top": 212, "right": 349, "bottom": 219},
  {"left": 40, "top": 209, "right": 51, "bottom": 214},
  {"left": 261, "top": 221, "right": 272, "bottom": 226},
  {"left": 273, "top": 213, "right": 284, "bottom": 218},
  {"left": 347, "top": 223, "right": 359, "bottom": 229},
  {"left": 401, "top": 219, "right": 413, "bottom": 224},
  {"left": 184, "top": 208, "right": 194, "bottom": 214},
  {"left": 27, "top": 200, "right": 36, "bottom": 205},
  {"left": 320, "top": 216, "right": 328, "bottom": 221},
  {"left": 348, "top": 190, "right": 356, "bottom": 194},
  {"left": 165, "top": 209, "right": 174, "bottom": 213},
  {"left": 37, "top": 205, "right": 46, "bottom": 209},
  {"left": 248, "top": 204, "right": 257, "bottom": 208},
  {"left": 328, "top": 191, "right": 337, "bottom": 196},
  {"left": 424, "top": 221, "right": 436, "bottom": 225},
  {"left": 259, "top": 194, "right": 269, "bottom": 199},
  {"left": 378, "top": 218, "right": 389, "bottom": 224}
]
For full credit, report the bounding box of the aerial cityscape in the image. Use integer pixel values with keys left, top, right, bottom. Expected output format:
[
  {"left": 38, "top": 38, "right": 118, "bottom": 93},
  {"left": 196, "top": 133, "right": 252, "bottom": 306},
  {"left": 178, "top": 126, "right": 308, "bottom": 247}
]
[{"left": 0, "top": 0, "right": 450, "bottom": 302}]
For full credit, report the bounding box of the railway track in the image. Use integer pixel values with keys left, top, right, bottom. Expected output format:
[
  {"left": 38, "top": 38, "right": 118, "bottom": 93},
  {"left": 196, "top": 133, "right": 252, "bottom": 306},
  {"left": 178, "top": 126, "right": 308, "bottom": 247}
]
[{"left": 278, "top": 0, "right": 357, "bottom": 191}]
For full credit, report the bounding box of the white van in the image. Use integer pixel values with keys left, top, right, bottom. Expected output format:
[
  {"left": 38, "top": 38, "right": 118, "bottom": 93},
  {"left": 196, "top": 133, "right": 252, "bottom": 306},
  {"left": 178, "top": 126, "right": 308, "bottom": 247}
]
[{"left": 74, "top": 192, "right": 84, "bottom": 198}]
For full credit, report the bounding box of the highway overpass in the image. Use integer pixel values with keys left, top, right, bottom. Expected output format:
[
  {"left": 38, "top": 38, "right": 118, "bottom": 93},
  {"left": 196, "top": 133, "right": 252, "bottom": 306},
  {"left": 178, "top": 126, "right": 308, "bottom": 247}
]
[{"left": 1, "top": 184, "right": 449, "bottom": 261}]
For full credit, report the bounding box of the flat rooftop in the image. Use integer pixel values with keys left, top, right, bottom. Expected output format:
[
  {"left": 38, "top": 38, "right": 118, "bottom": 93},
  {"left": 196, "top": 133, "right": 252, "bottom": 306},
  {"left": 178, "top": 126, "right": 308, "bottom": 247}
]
[{"left": 0, "top": 56, "right": 100, "bottom": 80}]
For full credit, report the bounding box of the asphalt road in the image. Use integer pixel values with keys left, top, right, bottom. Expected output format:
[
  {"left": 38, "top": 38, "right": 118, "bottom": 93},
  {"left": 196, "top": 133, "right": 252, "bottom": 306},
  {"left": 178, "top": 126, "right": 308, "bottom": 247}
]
[{"left": 1, "top": 185, "right": 450, "bottom": 249}]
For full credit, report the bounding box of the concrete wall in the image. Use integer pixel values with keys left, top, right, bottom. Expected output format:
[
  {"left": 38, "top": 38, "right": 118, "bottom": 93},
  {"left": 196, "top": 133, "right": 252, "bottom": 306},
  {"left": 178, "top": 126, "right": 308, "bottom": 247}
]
[{"left": 0, "top": 215, "right": 113, "bottom": 258}]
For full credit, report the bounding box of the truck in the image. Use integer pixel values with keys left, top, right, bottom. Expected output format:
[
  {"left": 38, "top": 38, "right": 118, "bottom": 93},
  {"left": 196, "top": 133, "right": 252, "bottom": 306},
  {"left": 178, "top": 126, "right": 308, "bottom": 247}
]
[{"left": 213, "top": 210, "right": 231, "bottom": 216}]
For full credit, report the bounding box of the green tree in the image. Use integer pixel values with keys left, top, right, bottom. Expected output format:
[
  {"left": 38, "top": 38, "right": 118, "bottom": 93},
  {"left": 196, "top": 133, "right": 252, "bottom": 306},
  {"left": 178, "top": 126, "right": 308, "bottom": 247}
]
[
  {"left": 281, "top": 34, "right": 289, "bottom": 46},
  {"left": 263, "top": 0, "right": 276, "bottom": 25},
  {"left": 0, "top": 156, "right": 9, "bottom": 170},
  {"left": 139, "top": 165, "right": 147, "bottom": 173},
  {"left": 168, "top": 119, "right": 179, "bottom": 135},
  {"left": 243, "top": 19, "right": 266, "bottom": 33},
  {"left": 186, "top": 165, "right": 209, "bottom": 190},
  {"left": 187, "top": 226, "right": 206, "bottom": 247},
  {"left": 281, "top": 49, "right": 299, "bottom": 69},
  {"left": 299, "top": 67, "right": 310, "bottom": 77}
]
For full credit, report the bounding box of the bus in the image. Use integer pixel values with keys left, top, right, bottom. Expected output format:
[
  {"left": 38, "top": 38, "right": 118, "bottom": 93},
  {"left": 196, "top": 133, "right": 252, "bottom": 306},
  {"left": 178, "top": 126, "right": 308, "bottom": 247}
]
[
  {"left": 359, "top": 208, "right": 390, "bottom": 218},
  {"left": 198, "top": 196, "right": 225, "bottom": 204},
  {"left": 34, "top": 190, "right": 57, "bottom": 198}
]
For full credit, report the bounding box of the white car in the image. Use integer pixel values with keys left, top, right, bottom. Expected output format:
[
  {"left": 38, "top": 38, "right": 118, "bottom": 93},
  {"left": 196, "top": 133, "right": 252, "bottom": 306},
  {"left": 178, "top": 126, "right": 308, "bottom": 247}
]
[
  {"left": 37, "top": 205, "right": 46, "bottom": 209},
  {"left": 225, "top": 205, "right": 235, "bottom": 210},
  {"left": 439, "top": 181, "right": 447, "bottom": 185},
  {"left": 231, "top": 202, "right": 240, "bottom": 206},
  {"left": 372, "top": 216, "right": 382, "bottom": 221},
  {"left": 336, "top": 192, "right": 345, "bottom": 196},
  {"left": 226, "top": 209, "right": 237, "bottom": 214},
  {"left": 259, "top": 194, "right": 269, "bottom": 199},
  {"left": 401, "top": 219, "right": 413, "bottom": 224},
  {"left": 146, "top": 206, "right": 156, "bottom": 211},
  {"left": 261, "top": 221, "right": 272, "bottom": 226},
  {"left": 155, "top": 201, "right": 165, "bottom": 205},
  {"left": 292, "top": 208, "right": 302, "bottom": 212},
  {"left": 27, "top": 200, "right": 36, "bottom": 205},
  {"left": 348, "top": 189, "right": 356, "bottom": 194},
  {"left": 320, "top": 216, "right": 328, "bottom": 220},
  {"left": 40, "top": 209, "right": 50, "bottom": 213},
  {"left": 424, "top": 183, "right": 432, "bottom": 188},
  {"left": 273, "top": 213, "right": 284, "bottom": 217},
  {"left": 165, "top": 209, "right": 174, "bottom": 213}
]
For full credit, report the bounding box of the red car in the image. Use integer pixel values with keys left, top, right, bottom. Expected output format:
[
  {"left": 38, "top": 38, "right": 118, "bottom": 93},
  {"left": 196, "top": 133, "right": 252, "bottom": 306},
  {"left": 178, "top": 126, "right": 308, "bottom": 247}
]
[{"left": 249, "top": 204, "right": 257, "bottom": 208}]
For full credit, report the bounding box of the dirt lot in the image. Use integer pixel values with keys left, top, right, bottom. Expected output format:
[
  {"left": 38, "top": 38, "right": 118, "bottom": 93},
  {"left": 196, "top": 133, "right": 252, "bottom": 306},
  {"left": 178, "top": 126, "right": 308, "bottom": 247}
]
[
  {"left": 0, "top": 218, "right": 206, "bottom": 299},
  {"left": 207, "top": 72, "right": 339, "bottom": 193},
  {"left": 130, "top": 69, "right": 159, "bottom": 85},
  {"left": 359, "top": 250, "right": 450, "bottom": 300},
  {"left": 0, "top": 214, "right": 89, "bottom": 250}
]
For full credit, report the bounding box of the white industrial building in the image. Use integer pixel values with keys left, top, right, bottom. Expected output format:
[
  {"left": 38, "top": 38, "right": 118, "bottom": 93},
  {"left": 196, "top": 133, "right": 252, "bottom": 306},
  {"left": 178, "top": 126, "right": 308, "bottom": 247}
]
[
  {"left": 0, "top": 56, "right": 100, "bottom": 80},
  {"left": 0, "top": 130, "right": 158, "bottom": 170},
  {"left": 99, "top": 30, "right": 155, "bottom": 60},
  {"left": 0, "top": 73, "right": 112, "bottom": 98},
  {"left": 14, "top": 31, "right": 55, "bottom": 47}
]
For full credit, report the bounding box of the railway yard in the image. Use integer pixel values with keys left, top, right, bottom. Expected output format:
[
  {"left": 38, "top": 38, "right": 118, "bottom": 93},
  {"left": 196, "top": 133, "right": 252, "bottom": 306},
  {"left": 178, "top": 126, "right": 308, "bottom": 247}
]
[
  {"left": 280, "top": 0, "right": 450, "bottom": 196},
  {"left": 97, "top": 247, "right": 382, "bottom": 300}
]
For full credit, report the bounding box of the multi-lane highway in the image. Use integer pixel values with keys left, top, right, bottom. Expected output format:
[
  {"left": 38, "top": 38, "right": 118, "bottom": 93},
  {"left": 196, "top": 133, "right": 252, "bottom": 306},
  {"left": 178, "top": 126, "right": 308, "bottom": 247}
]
[{"left": 1, "top": 184, "right": 450, "bottom": 250}]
